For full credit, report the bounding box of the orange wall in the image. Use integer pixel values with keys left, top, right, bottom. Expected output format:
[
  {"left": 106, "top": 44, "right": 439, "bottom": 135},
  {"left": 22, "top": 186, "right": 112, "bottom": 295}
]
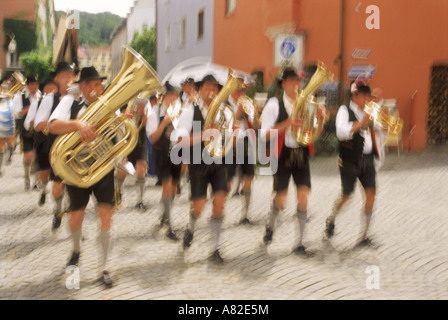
[
  {"left": 214, "top": 0, "right": 448, "bottom": 151},
  {"left": 0, "top": 0, "right": 37, "bottom": 73},
  {"left": 214, "top": 0, "right": 297, "bottom": 85},
  {"left": 300, "top": 0, "right": 448, "bottom": 151}
]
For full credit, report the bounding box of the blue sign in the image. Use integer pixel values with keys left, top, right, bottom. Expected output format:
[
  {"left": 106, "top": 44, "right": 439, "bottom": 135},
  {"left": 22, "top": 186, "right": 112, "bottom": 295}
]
[
  {"left": 348, "top": 64, "right": 376, "bottom": 80},
  {"left": 280, "top": 37, "right": 297, "bottom": 59}
]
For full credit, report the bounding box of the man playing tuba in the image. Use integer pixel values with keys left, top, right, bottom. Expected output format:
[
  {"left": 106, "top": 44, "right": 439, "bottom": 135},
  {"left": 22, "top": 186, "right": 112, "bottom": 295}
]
[
  {"left": 260, "top": 67, "right": 327, "bottom": 256},
  {"left": 48, "top": 66, "right": 114, "bottom": 288}
]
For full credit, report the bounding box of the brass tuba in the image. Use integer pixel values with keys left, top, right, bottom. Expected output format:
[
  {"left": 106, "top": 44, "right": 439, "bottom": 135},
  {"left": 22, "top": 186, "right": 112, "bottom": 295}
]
[
  {"left": 203, "top": 70, "right": 244, "bottom": 157},
  {"left": 291, "top": 62, "right": 334, "bottom": 146},
  {"left": 5, "top": 71, "right": 27, "bottom": 96},
  {"left": 50, "top": 46, "right": 162, "bottom": 188}
]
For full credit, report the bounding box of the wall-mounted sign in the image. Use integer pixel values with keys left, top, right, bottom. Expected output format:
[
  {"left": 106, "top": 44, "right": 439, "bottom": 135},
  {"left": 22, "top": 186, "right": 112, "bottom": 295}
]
[
  {"left": 274, "top": 34, "right": 304, "bottom": 67},
  {"left": 351, "top": 48, "right": 371, "bottom": 60},
  {"left": 348, "top": 63, "right": 376, "bottom": 80}
]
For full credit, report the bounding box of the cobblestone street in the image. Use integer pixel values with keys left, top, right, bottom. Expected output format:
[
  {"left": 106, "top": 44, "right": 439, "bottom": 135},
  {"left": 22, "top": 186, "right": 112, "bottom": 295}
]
[{"left": 0, "top": 145, "right": 447, "bottom": 300}]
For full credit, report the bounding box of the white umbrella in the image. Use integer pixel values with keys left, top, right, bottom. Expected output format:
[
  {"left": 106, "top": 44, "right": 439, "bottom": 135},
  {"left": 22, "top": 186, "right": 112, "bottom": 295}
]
[{"left": 163, "top": 57, "right": 254, "bottom": 88}]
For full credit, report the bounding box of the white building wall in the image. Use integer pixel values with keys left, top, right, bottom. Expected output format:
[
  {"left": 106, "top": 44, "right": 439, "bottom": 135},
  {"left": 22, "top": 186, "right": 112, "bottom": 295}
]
[
  {"left": 156, "top": 0, "right": 214, "bottom": 80},
  {"left": 127, "top": 0, "right": 156, "bottom": 42}
]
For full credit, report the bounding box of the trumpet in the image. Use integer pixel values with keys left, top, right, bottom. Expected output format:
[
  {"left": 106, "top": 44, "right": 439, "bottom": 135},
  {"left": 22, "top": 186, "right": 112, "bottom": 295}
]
[
  {"left": 237, "top": 95, "right": 262, "bottom": 123},
  {"left": 364, "top": 101, "right": 403, "bottom": 135},
  {"left": 166, "top": 99, "right": 183, "bottom": 130}
]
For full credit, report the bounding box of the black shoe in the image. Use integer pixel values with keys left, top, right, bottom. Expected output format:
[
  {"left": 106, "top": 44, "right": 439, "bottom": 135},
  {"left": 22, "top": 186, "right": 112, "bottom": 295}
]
[
  {"left": 160, "top": 215, "right": 168, "bottom": 227},
  {"left": 166, "top": 229, "right": 179, "bottom": 241},
  {"left": 263, "top": 227, "right": 273, "bottom": 245},
  {"left": 52, "top": 213, "right": 62, "bottom": 231},
  {"left": 294, "top": 245, "right": 314, "bottom": 257},
  {"left": 39, "top": 193, "right": 46, "bottom": 206},
  {"left": 183, "top": 229, "right": 194, "bottom": 249},
  {"left": 325, "top": 218, "right": 335, "bottom": 239},
  {"left": 102, "top": 271, "right": 113, "bottom": 288},
  {"left": 357, "top": 237, "right": 378, "bottom": 249},
  {"left": 67, "top": 252, "right": 80, "bottom": 267},
  {"left": 210, "top": 250, "right": 224, "bottom": 265},
  {"left": 135, "top": 202, "right": 147, "bottom": 211}
]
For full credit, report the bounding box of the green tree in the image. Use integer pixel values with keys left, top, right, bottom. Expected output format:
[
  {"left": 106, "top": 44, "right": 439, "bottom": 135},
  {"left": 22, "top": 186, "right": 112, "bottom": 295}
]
[
  {"left": 129, "top": 26, "right": 156, "bottom": 68},
  {"left": 2, "top": 18, "right": 36, "bottom": 54},
  {"left": 19, "top": 50, "right": 54, "bottom": 83}
]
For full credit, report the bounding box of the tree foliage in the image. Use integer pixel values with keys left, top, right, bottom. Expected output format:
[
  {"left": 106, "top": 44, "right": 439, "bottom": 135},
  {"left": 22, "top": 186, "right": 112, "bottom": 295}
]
[
  {"left": 2, "top": 18, "right": 36, "bottom": 54},
  {"left": 56, "top": 11, "right": 123, "bottom": 46},
  {"left": 129, "top": 26, "right": 156, "bottom": 68},
  {"left": 19, "top": 50, "right": 54, "bottom": 84}
]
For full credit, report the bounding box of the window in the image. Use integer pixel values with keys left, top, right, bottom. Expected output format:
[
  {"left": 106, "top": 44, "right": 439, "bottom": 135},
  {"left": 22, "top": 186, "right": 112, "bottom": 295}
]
[
  {"left": 165, "top": 24, "right": 171, "bottom": 51},
  {"left": 226, "top": 0, "right": 236, "bottom": 16},
  {"left": 179, "top": 17, "right": 186, "bottom": 47},
  {"left": 197, "top": 9, "right": 204, "bottom": 41}
]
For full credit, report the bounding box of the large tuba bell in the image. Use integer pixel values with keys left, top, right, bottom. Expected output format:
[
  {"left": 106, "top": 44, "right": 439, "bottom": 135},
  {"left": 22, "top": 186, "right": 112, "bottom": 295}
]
[
  {"left": 51, "top": 46, "right": 162, "bottom": 188},
  {"left": 291, "top": 62, "right": 334, "bottom": 146},
  {"left": 203, "top": 70, "right": 244, "bottom": 157},
  {"left": 1, "top": 71, "right": 27, "bottom": 98}
]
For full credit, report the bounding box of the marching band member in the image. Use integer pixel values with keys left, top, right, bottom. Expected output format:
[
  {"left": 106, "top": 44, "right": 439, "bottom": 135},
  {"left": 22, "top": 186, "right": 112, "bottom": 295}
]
[
  {"left": 12, "top": 76, "right": 41, "bottom": 190},
  {"left": 147, "top": 82, "right": 182, "bottom": 240},
  {"left": 324, "top": 81, "right": 384, "bottom": 247},
  {"left": 177, "top": 77, "right": 197, "bottom": 195},
  {"left": 260, "top": 68, "right": 326, "bottom": 256},
  {"left": 175, "top": 74, "right": 232, "bottom": 264},
  {"left": 226, "top": 83, "right": 260, "bottom": 224},
  {"left": 115, "top": 97, "right": 150, "bottom": 211},
  {"left": 34, "top": 62, "right": 75, "bottom": 231},
  {"left": 48, "top": 66, "right": 114, "bottom": 288}
]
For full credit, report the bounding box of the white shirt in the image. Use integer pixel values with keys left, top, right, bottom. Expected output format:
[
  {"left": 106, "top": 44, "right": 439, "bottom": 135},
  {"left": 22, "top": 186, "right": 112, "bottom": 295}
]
[
  {"left": 175, "top": 100, "right": 232, "bottom": 141},
  {"left": 336, "top": 100, "right": 386, "bottom": 155},
  {"left": 261, "top": 93, "right": 299, "bottom": 148},
  {"left": 146, "top": 103, "right": 167, "bottom": 138},
  {"left": 23, "top": 99, "right": 40, "bottom": 131},
  {"left": 48, "top": 95, "right": 79, "bottom": 122},
  {"left": 12, "top": 90, "right": 41, "bottom": 119},
  {"left": 34, "top": 93, "right": 67, "bottom": 127}
]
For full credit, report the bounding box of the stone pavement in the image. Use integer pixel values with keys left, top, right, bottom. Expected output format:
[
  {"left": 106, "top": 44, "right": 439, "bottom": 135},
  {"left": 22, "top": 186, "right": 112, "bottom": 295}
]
[{"left": 0, "top": 145, "right": 447, "bottom": 300}]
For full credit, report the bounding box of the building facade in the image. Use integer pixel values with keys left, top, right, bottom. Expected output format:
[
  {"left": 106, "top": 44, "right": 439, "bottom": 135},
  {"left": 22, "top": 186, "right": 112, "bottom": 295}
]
[
  {"left": 110, "top": 0, "right": 156, "bottom": 78},
  {"left": 0, "top": 0, "right": 56, "bottom": 78},
  {"left": 78, "top": 45, "right": 112, "bottom": 81},
  {"left": 127, "top": 0, "right": 156, "bottom": 42},
  {"left": 110, "top": 19, "right": 128, "bottom": 78},
  {"left": 157, "top": 0, "right": 448, "bottom": 151},
  {"left": 156, "top": 0, "right": 214, "bottom": 79}
]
